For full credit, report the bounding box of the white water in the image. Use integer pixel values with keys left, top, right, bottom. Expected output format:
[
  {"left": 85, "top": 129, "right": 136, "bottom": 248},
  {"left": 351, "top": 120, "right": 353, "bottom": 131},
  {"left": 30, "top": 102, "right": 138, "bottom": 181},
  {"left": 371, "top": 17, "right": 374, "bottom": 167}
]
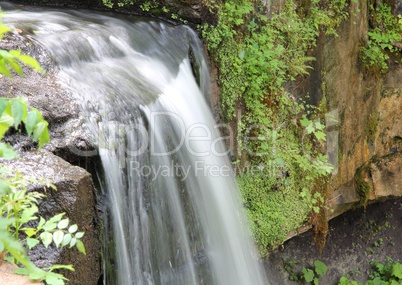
[{"left": 4, "top": 5, "right": 268, "bottom": 285}]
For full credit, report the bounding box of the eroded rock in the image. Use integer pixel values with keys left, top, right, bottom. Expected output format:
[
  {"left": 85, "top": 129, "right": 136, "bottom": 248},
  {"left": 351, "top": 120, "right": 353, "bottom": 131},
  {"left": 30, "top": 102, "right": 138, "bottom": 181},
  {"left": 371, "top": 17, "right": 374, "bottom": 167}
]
[
  {"left": 0, "top": 25, "right": 101, "bottom": 285},
  {"left": 1, "top": 151, "right": 100, "bottom": 285}
]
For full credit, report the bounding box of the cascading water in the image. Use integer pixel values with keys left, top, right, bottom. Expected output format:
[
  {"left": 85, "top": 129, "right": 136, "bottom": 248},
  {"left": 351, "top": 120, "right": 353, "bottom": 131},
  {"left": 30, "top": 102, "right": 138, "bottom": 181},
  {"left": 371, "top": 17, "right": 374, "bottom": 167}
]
[{"left": 3, "top": 5, "right": 268, "bottom": 285}]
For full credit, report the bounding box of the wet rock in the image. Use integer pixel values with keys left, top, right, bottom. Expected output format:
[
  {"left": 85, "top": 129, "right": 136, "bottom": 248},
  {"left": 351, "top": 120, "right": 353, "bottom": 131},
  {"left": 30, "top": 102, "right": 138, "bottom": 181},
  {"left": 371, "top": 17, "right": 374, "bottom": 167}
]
[
  {"left": 1, "top": 151, "right": 101, "bottom": 285},
  {"left": 6, "top": 0, "right": 212, "bottom": 26},
  {"left": 293, "top": 0, "right": 402, "bottom": 219},
  {"left": 0, "top": 27, "right": 101, "bottom": 285},
  {"left": 0, "top": 31, "right": 96, "bottom": 165}
]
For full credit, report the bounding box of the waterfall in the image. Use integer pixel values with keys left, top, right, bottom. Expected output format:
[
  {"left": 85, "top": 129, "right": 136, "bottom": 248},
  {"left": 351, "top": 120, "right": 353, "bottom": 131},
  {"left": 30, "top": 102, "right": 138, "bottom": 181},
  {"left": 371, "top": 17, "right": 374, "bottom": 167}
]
[{"left": 3, "top": 6, "right": 268, "bottom": 285}]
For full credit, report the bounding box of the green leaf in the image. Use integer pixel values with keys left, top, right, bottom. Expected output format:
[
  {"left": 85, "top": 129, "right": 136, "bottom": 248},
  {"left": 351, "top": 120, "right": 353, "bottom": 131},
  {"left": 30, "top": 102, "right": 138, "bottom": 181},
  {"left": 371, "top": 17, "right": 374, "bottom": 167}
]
[
  {"left": 49, "top": 264, "right": 75, "bottom": 271},
  {"left": 0, "top": 142, "right": 19, "bottom": 159},
  {"left": 306, "top": 124, "right": 315, "bottom": 134},
  {"left": 28, "top": 270, "right": 46, "bottom": 281},
  {"left": 37, "top": 216, "right": 46, "bottom": 229},
  {"left": 23, "top": 228, "right": 37, "bottom": 238},
  {"left": 44, "top": 213, "right": 65, "bottom": 229},
  {"left": 34, "top": 121, "right": 50, "bottom": 149},
  {"left": 10, "top": 50, "right": 44, "bottom": 73},
  {"left": 68, "top": 224, "right": 78, "bottom": 234},
  {"left": 26, "top": 237, "right": 40, "bottom": 249},
  {"left": 11, "top": 99, "right": 26, "bottom": 128},
  {"left": 315, "top": 121, "right": 325, "bottom": 130},
  {"left": 0, "top": 112, "right": 14, "bottom": 138},
  {"left": 42, "top": 222, "right": 58, "bottom": 232},
  {"left": 40, "top": 232, "right": 53, "bottom": 248},
  {"left": 302, "top": 268, "right": 315, "bottom": 282},
  {"left": 0, "top": 239, "right": 4, "bottom": 251},
  {"left": 75, "top": 232, "right": 84, "bottom": 239},
  {"left": 300, "top": 116, "right": 310, "bottom": 127},
  {"left": 75, "top": 239, "right": 86, "bottom": 255},
  {"left": 391, "top": 262, "right": 402, "bottom": 279},
  {"left": 8, "top": 58, "right": 23, "bottom": 76},
  {"left": 0, "top": 59, "right": 11, "bottom": 77},
  {"left": 69, "top": 237, "right": 76, "bottom": 248},
  {"left": 62, "top": 234, "right": 72, "bottom": 247},
  {"left": 53, "top": 230, "right": 64, "bottom": 248},
  {"left": 25, "top": 110, "right": 39, "bottom": 137},
  {"left": 38, "top": 126, "right": 50, "bottom": 149},
  {"left": 0, "top": 98, "right": 8, "bottom": 117},
  {"left": 314, "top": 131, "right": 326, "bottom": 141},
  {"left": 45, "top": 274, "right": 65, "bottom": 285},
  {"left": 0, "top": 25, "right": 11, "bottom": 38},
  {"left": 20, "top": 204, "right": 39, "bottom": 224},
  {"left": 57, "top": 218, "right": 69, "bottom": 230},
  {"left": 14, "top": 268, "right": 32, "bottom": 276},
  {"left": 314, "top": 260, "right": 328, "bottom": 276},
  {"left": 0, "top": 180, "right": 11, "bottom": 194},
  {"left": 33, "top": 121, "right": 47, "bottom": 140}
]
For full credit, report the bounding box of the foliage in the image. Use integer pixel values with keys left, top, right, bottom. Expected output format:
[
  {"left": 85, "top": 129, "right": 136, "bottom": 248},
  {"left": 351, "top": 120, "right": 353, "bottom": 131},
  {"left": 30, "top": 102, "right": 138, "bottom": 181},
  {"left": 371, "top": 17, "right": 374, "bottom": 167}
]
[
  {"left": 0, "top": 24, "right": 43, "bottom": 77},
  {"left": 0, "top": 20, "right": 85, "bottom": 285},
  {"left": 101, "top": 0, "right": 188, "bottom": 23},
  {"left": 0, "top": 98, "right": 50, "bottom": 151},
  {"left": 285, "top": 259, "right": 328, "bottom": 284},
  {"left": 238, "top": 171, "right": 312, "bottom": 252},
  {"left": 201, "top": 0, "right": 348, "bottom": 254},
  {"left": 339, "top": 259, "right": 402, "bottom": 285},
  {"left": 354, "top": 166, "right": 370, "bottom": 208},
  {"left": 360, "top": 3, "right": 402, "bottom": 73},
  {"left": 301, "top": 260, "right": 328, "bottom": 284}
]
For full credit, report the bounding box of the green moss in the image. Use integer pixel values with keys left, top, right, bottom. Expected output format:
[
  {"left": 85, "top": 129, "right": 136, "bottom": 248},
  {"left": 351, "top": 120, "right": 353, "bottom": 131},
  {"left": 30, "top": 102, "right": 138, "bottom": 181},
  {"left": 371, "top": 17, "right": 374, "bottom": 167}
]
[
  {"left": 202, "top": 0, "right": 352, "bottom": 256},
  {"left": 238, "top": 172, "right": 311, "bottom": 253},
  {"left": 365, "top": 113, "right": 378, "bottom": 143},
  {"left": 354, "top": 166, "right": 371, "bottom": 207},
  {"left": 360, "top": 3, "right": 402, "bottom": 73}
]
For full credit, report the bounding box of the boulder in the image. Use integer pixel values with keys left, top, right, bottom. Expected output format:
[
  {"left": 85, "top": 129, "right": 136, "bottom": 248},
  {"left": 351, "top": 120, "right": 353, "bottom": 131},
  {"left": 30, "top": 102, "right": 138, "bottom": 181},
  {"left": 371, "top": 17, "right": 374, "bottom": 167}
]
[
  {"left": 1, "top": 151, "right": 101, "bottom": 285},
  {"left": 0, "top": 26, "right": 101, "bottom": 285}
]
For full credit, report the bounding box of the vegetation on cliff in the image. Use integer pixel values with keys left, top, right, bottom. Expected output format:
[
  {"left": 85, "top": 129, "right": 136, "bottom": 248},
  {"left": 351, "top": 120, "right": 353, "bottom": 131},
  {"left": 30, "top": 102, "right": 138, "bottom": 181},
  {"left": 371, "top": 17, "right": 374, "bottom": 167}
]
[{"left": 0, "top": 21, "right": 86, "bottom": 285}]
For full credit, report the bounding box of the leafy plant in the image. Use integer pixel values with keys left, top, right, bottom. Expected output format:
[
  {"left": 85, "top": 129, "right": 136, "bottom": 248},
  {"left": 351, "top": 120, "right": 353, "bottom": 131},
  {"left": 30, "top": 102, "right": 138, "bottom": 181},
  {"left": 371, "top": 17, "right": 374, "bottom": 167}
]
[
  {"left": 201, "top": 0, "right": 347, "bottom": 254},
  {"left": 339, "top": 259, "right": 402, "bottom": 285},
  {"left": 360, "top": 3, "right": 402, "bottom": 73},
  {"left": 285, "top": 259, "right": 328, "bottom": 284},
  {"left": 0, "top": 19, "right": 85, "bottom": 285}
]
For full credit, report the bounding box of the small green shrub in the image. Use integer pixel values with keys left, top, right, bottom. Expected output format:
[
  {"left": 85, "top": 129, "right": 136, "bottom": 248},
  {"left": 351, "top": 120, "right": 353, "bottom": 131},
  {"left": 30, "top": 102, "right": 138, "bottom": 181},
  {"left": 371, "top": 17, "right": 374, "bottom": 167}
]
[
  {"left": 339, "top": 259, "right": 402, "bottom": 285},
  {"left": 0, "top": 19, "right": 85, "bottom": 285},
  {"left": 361, "top": 4, "right": 402, "bottom": 73},
  {"left": 285, "top": 259, "right": 328, "bottom": 284}
]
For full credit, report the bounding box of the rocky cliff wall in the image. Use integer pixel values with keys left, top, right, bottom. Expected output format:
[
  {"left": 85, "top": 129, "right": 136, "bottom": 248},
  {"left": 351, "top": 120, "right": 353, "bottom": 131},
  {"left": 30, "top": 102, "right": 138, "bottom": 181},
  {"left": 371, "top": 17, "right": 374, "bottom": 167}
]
[
  {"left": 0, "top": 31, "right": 101, "bottom": 285},
  {"left": 306, "top": 0, "right": 402, "bottom": 217}
]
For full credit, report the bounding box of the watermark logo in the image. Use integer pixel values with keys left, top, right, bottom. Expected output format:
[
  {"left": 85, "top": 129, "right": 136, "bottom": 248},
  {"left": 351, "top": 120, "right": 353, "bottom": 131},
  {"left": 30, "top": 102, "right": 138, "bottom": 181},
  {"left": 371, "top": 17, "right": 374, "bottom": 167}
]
[{"left": 69, "top": 100, "right": 339, "bottom": 179}]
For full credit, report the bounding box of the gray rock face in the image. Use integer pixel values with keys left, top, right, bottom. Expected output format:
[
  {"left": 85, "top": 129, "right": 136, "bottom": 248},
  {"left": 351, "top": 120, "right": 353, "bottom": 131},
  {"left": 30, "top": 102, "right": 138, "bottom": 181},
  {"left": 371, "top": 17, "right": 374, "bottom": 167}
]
[
  {"left": 2, "top": 152, "right": 100, "bottom": 285},
  {"left": 0, "top": 28, "right": 101, "bottom": 285}
]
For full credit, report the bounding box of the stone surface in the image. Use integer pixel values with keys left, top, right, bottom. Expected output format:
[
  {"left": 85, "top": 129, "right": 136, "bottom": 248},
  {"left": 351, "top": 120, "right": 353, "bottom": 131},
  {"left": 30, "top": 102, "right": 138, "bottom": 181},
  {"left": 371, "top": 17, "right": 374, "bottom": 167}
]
[
  {"left": 0, "top": 31, "right": 95, "bottom": 165},
  {"left": 295, "top": 0, "right": 402, "bottom": 219},
  {"left": 5, "top": 0, "right": 212, "bottom": 26},
  {"left": 1, "top": 151, "right": 101, "bottom": 285},
  {"left": 0, "top": 261, "right": 43, "bottom": 285},
  {"left": 0, "top": 27, "right": 101, "bottom": 285}
]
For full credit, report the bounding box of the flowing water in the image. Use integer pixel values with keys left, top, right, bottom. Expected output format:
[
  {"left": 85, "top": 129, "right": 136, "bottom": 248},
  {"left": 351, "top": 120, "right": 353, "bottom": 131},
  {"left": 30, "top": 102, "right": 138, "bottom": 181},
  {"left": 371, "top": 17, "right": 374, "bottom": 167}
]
[{"left": 3, "top": 5, "right": 268, "bottom": 285}]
